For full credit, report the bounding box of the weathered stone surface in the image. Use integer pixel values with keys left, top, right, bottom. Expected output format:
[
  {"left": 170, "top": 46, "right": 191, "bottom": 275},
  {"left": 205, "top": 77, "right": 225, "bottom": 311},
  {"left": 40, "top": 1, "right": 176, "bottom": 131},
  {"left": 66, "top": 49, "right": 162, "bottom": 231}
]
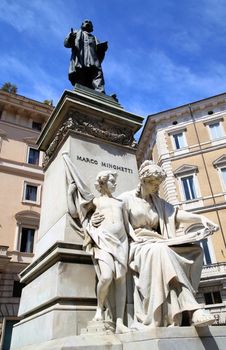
[
  {"left": 18, "top": 261, "right": 96, "bottom": 316},
  {"left": 11, "top": 306, "right": 96, "bottom": 349},
  {"left": 10, "top": 326, "right": 226, "bottom": 350}
]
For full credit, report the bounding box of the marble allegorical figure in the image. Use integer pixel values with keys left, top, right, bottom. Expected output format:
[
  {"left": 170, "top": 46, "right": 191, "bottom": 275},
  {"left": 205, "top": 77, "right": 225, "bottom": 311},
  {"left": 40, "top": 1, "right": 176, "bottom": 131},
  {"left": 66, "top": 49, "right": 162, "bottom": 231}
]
[
  {"left": 123, "top": 161, "right": 218, "bottom": 328},
  {"left": 63, "top": 153, "right": 129, "bottom": 333},
  {"left": 92, "top": 160, "right": 219, "bottom": 329},
  {"left": 64, "top": 19, "right": 108, "bottom": 93}
]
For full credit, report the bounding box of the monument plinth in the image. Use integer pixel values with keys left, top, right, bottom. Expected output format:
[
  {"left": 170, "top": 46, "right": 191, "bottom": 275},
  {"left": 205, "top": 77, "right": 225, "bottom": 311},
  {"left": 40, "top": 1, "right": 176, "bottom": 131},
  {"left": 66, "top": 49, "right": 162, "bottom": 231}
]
[{"left": 10, "top": 87, "right": 143, "bottom": 349}]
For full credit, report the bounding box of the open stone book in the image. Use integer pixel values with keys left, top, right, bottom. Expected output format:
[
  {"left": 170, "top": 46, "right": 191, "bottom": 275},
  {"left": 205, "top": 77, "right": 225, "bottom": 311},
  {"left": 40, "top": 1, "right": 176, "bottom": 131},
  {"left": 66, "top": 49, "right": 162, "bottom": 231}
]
[{"left": 134, "top": 223, "right": 218, "bottom": 246}]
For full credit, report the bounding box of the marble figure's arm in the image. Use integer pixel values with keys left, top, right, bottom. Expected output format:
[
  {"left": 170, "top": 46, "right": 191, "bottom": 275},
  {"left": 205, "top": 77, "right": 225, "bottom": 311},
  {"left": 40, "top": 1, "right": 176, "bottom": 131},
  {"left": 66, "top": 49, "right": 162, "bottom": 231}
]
[
  {"left": 176, "top": 209, "right": 219, "bottom": 235},
  {"left": 67, "top": 181, "right": 78, "bottom": 219},
  {"left": 90, "top": 211, "right": 105, "bottom": 228},
  {"left": 121, "top": 201, "right": 141, "bottom": 242}
]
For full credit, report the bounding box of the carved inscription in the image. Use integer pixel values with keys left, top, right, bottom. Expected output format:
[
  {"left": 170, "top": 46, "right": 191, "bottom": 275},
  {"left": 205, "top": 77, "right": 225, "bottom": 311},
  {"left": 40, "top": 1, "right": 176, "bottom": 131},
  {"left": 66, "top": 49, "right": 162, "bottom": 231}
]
[{"left": 77, "top": 155, "right": 133, "bottom": 174}]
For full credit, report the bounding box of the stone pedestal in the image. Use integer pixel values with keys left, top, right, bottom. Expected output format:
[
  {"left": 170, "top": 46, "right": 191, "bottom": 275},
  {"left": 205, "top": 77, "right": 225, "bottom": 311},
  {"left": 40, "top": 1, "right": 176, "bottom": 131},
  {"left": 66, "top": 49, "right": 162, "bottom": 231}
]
[
  {"left": 81, "top": 320, "right": 116, "bottom": 334},
  {"left": 11, "top": 326, "right": 226, "bottom": 350},
  {"left": 10, "top": 87, "right": 143, "bottom": 349}
]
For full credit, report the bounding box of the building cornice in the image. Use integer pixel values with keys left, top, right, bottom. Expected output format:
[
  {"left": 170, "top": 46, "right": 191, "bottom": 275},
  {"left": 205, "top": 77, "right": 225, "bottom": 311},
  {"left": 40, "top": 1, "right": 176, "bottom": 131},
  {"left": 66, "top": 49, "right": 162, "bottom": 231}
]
[
  {"left": 159, "top": 141, "right": 226, "bottom": 163},
  {"left": 0, "top": 90, "right": 53, "bottom": 118},
  {"left": 0, "top": 158, "right": 44, "bottom": 180},
  {"left": 213, "top": 155, "right": 226, "bottom": 168},
  {"left": 147, "top": 93, "right": 226, "bottom": 121},
  {"left": 0, "top": 120, "right": 40, "bottom": 135},
  {"left": 138, "top": 92, "right": 226, "bottom": 153},
  {"left": 182, "top": 201, "right": 226, "bottom": 213},
  {"left": 174, "top": 164, "right": 198, "bottom": 176}
]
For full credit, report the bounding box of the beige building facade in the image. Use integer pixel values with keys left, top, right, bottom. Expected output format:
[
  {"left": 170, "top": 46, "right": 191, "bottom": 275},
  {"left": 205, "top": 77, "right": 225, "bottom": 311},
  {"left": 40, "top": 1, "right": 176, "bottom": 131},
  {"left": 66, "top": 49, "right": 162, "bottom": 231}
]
[
  {"left": 0, "top": 90, "right": 52, "bottom": 348},
  {"left": 137, "top": 92, "right": 226, "bottom": 325},
  {"left": 1, "top": 88, "right": 226, "bottom": 347}
]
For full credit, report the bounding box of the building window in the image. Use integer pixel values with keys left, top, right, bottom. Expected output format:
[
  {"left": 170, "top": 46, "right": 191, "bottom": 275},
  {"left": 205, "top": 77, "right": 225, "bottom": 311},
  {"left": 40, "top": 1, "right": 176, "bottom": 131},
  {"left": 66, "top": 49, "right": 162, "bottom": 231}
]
[
  {"left": 204, "top": 291, "right": 222, "bottom": 305},
  {"left": 208, "top": 121, "right": 224, "bottom": 140},
  {"left": 15, "top": 211, "right": 40, "bottom": 254},
  {"left": 181, "top": 175, "right": 197, "bottom": 200},
  {"left": 172, "top": 132, "right": 186, "bottom": 150},
  {"left": 19, "top": 227, "right": 35, "bottom": 253},
  {"left": 174, "top": 165, "right": 200, "bottom": 206},
  {"left": 200, "top": 239, "right": 212, "bottom": 265},
  {"left": 32, "top": 121, "right": 42, "bottom": 131},
  {"left": 24, "top": 184, "right": 38, "bottom": 202},
  {"left": 213, "top": 155, "right": 226, "bottom": 194},
  {"left": 27, "top": 148, "right": 40, "bottom": 165},
  {"left": 221, "top": 167, "right": 226, "bottom": 190}
]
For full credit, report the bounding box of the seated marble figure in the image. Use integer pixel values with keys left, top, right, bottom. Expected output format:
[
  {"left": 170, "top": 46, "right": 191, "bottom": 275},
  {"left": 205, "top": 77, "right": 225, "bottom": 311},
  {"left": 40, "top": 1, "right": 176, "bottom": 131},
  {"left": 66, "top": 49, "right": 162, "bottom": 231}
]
[{"left": 122, "top": 161, "right": 218, "bottom": 328}]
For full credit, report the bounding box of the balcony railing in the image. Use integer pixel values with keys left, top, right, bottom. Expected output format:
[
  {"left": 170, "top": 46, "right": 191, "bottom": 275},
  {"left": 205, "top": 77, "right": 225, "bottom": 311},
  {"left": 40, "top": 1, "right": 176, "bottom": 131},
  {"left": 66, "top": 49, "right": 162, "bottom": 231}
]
[
  {"left": 207, "top": 305, "right": 226, "bottom": 326},
  {"left": 201, "top": 262, "right": 226, "bottom": 279},
  {"left": 0, "top": 245, "right": 10, "bottom": 269},
  {"left": 0, "top": 245, "right": 9, "bottom": 256}
]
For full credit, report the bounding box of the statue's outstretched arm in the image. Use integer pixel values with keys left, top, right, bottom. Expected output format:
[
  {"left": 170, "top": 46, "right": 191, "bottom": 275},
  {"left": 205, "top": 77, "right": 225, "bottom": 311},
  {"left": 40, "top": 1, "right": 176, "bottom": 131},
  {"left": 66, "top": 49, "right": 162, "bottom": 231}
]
[
  {"left": 64, "top": 28, "right": 77, "bottom": 48},
  {"left": 176, "top": 209, "right": 219, "bottom": 238}
]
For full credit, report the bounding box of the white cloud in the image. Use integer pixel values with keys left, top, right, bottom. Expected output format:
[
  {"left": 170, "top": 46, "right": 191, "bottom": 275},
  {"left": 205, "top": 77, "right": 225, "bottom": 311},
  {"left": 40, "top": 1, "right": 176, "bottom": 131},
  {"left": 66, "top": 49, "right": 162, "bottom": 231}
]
[
  {"left": 0, "top": 1, "right": 35, "bottom": 32},
  {"left": 0, "top": 0, "right": 81, "bottom": 39},
  {"left": 2, "top": 47, "right": 223, "bottom": 116},
  {"left": 142, "top": 50, "right": 226, "bottom": 110},
  {"left": 0, "top": 54, "right": 62, "bottom": 103},
  {"left": 104, "top": 48, "right": 226, "bottom": 115},
  {"left": 203, "top": 0, "right": 226, "bottom": 27},
  {"left": 169, "top": 30, "right": 201, "bottom": 54},
  {"left": 1, "top": 0, "right": 225, "bottom": 119}
]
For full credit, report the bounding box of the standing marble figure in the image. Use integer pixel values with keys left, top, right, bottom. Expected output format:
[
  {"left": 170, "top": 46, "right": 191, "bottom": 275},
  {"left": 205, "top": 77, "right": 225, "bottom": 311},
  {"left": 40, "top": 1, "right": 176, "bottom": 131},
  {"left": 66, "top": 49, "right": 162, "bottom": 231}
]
[
  {"left": 63, "top": 153, "right": 129, "bottom": 333},
  {"left": 64, "top": 20, "right": 108, "bottom": 93}
]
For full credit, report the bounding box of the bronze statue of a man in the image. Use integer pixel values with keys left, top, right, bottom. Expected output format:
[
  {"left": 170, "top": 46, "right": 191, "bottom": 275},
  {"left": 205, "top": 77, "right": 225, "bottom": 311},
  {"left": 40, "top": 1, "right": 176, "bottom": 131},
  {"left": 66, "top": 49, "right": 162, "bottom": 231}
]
[{"left": 64, "top": 20, "right": 108, "bottom": 93}]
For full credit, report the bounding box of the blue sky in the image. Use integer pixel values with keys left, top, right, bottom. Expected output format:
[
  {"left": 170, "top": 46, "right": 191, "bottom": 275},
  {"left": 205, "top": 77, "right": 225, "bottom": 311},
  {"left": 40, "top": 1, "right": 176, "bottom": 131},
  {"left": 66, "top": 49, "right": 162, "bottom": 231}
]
[{"left": 1, "top": 0, "right": 226, "bottom": 121}]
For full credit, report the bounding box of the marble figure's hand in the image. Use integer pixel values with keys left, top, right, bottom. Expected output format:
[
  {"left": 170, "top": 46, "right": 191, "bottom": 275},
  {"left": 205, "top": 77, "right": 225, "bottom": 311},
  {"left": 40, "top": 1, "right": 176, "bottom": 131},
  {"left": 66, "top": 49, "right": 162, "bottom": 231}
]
[
  {"left": 68, "top": 182, "right": 77, "bottom": 195},
  {"left": 86, "top": 243, "right": 93, "bottom": 253},
  {"left": 136, "top": 237, "right": 146, "bottom": 243},
  {"left": 201, "top": 217, "right": 219, "bottom": 234},
  {"left": 91, "top": 212, "right": 105, "bottom": 227}
]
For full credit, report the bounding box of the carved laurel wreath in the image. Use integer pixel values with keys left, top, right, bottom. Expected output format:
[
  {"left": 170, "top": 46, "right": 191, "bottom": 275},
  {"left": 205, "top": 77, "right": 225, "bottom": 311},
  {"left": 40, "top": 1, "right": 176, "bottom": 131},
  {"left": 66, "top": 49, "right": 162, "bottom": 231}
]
[{"left": 42, "top": 110, "right": 137, "bottom": 168}]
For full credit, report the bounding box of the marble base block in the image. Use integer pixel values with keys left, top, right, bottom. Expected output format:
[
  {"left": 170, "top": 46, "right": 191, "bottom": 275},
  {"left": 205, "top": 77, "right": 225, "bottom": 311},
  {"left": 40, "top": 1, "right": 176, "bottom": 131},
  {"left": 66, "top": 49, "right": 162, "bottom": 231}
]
[
  {"left": 10, "top": 305, "right": 96, "bottom": 349},
  {"left": 11, "top": 326, "right": 226, "bottom": 350},
  {"left": 18, "top": 260, "right": 96, "bottom": 317}
]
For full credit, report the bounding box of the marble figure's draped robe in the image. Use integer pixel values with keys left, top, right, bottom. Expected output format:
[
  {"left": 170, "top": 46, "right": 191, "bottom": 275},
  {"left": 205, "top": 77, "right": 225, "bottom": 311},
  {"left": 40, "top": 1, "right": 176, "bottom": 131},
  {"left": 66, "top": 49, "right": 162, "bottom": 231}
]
[
  {"left": 63, "top": 154, "right": 127, "bottom": 319},
  {"left": 120, "top": 190, "right": 203, "bottom": 327}
]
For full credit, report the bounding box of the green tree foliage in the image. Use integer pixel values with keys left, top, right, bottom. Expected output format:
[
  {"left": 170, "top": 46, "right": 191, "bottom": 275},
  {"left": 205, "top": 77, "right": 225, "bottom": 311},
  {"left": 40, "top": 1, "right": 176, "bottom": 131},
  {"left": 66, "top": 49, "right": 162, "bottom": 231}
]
[
  {"left": 43, "top": 99, "right": 53, "bottom": 106},
  {"left": 1, "top": 82, "right": 18, "bottom": 93}
]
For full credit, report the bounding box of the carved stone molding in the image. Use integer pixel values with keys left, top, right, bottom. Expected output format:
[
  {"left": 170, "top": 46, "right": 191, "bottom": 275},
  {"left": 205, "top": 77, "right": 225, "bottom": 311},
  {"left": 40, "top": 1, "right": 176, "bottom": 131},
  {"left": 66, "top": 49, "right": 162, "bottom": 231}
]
[{"left": 43, "top": 110, "right": 137, "bottom": 168}]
